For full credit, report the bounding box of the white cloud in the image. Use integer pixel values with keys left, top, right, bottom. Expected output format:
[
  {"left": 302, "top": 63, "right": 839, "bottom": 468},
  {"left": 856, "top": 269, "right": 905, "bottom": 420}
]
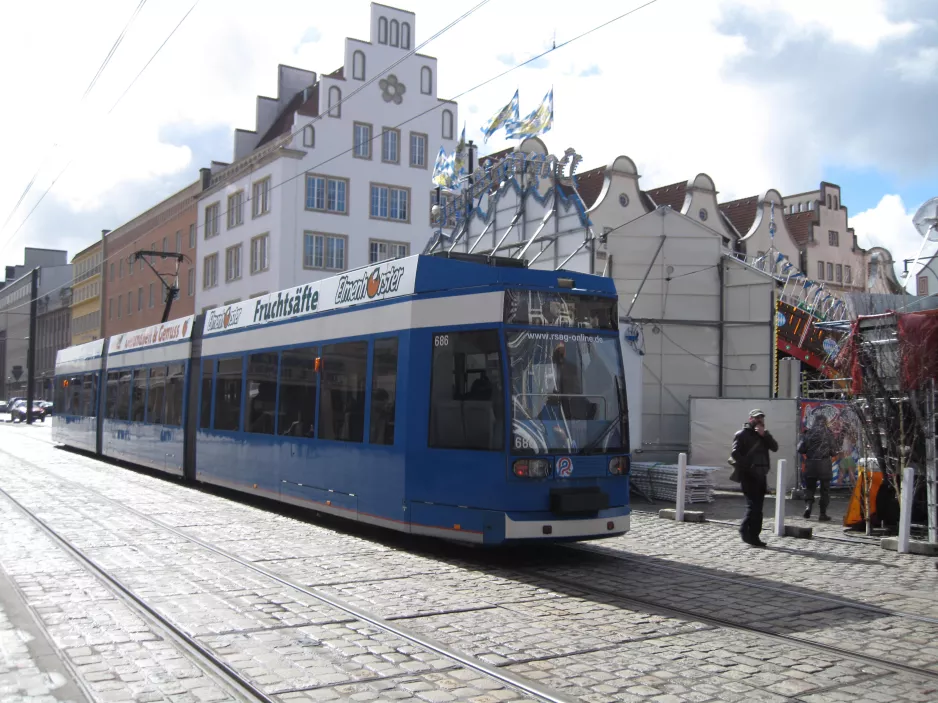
[
  {"left": 0, "top": 0, "right": 933, "bottom": 273},
  {"left": 851, "top": 194, "right": 937, "bottom": 289}
]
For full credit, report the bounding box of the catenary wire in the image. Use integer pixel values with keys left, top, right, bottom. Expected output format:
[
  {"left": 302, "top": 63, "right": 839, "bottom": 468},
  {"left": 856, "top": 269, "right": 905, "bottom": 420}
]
[
  {"left": 0, "top": 0, "right": 148, "bottom": 236},
  {"left": 2, "top": 0, "right": 663, "bottom": 316},
  {"left": 0, "top": 0, "right": 200, "bottom": 256}
]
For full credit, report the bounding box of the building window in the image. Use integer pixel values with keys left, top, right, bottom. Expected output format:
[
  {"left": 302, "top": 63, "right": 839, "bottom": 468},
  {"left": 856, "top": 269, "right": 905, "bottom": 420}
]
[
  {"left": 369, "top": 239, "right": 409, "bottom": 263},
  {"left": 203, "top": 254, "right": 218, "bottom": 289},
  {"left": 828, "top": 230, "right": 839, "bottom": 247},
  {"left": 162, "top": 236, "right": 168, "bottom": 252},
  {"left": 110, "top": 262, "right": 114, "bottom": 282},
  {"left": 868, "top": 260, "right": 877, "bottom": 277},
  {"left": 149, "top": 283, "right": 154, "bottom": 308},
  {"left": 137, "top": 286, "right": 143, "bottom": 311},
  {"left": 353, "top": 122, "right": 372, "bottom": 159},
  {"left": 390, "top": 19, "right": 400, "bottom": 47},
  {"left": 420, "top": 66, "right": 432, "bottom": 95},
  {"left": 845, "top": 265, "right": 852, "bottom": 285},
  {"left": 303, "top": 232, "right": 346, "bottom": 271},
  {"left": 835, "top": 264, "right": 843, "bottom": 283},
  {"left": 818, "top": 261, "right": 825, "bottom": 280},
  {"left": 117, "top": 294, "right": 122, "bottom": 319},
  {"left": 833, "top": 196, "right": 838, "bottom": 209},
  {"left": 378, "top": 16, "right": 388, "bottom": 44},
  {"left": 225, "top": 245, "right": 242, "bottom": 282},
  {"left": 187, "top": 267, "right": 194, "bottom": 296},
  {"left": 175, "top": 231, "right": 182, "bottom": 252},
  {"left": 918, "top": 275, "right": 929, "bottom": 296},
  {"left": 205, "top": 202, "right": 220, "bottom": 238},
  {"left": 119, "top": 259, "right": 123, "bottom": 279},
  {"left": 352, "top": 50, "right": 366, "bottom": 80},
  {"left": 189, "top": 223, "right": 196, "bottom": 249},
  {"left": 252, "top": 178, "right": 270, "bottom": 218},
  {"left": 302, "top": 125, "right": 315, "bottom": 148},
  {"left": 370, "top": 184, "right": 409, "bottom": 222},
  {"left": 328, "top": 86, "right": 341, "bottom": 118},
  {"left": 126, "top": 295, "right": 132, "bottom": 316},
  {"left": 305, "top": 174, "right": 348, "bottom": 213},
  {"left": 227, "top": 191, "right": 244, "bottom": 228},
  {"left": 827, "top": 262, "right": 834, "bottom": 281},
  {"left": 401, "top": 22, "right": 411, "bottom": 50},
  {"left": 318, "top": 341, "right": 368, "bottom": 442},
  {"left": 827, "top": 194, "right": 832, "bottom": 208},
  {"left": 108, "top": 298, "right": 113, "bottom": 320},
  {"left": 250, "top": 234, "right": 269, "bottom": 274},
  {"left": 410, "top": 132, "right": 427, "bottom": 168},
  {"left": 381, "top": 128, "right": 400, "bottom": 163},
  {"left": 442, "top": 109, "right": 453, "bottom": 140}
]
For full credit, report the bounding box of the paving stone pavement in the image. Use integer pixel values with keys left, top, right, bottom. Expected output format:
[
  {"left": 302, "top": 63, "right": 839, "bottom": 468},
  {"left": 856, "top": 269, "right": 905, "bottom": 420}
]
[{"left": 2, "top": 425, "right": 938, "bottom": 703}]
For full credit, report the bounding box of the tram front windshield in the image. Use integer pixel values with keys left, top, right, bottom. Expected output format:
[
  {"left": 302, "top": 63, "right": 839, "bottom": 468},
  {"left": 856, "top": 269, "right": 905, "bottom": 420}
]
[{"left": 508, "top": 329, "right": 625, "bottom": 455}]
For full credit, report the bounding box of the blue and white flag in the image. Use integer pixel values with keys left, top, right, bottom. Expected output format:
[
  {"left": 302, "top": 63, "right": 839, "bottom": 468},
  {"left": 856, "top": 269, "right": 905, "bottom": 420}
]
[
  {"left": 481, "top": 90, "right": 519, "bottom": 143},
  {"left": 506, "top": 88, "right": 553, "bottom": 140},
  {"left": 453, "top": 125, "right": 468, "bottom": 186},
  {"left": 431, "top": 147, "right": 452, "bottom": 189}
]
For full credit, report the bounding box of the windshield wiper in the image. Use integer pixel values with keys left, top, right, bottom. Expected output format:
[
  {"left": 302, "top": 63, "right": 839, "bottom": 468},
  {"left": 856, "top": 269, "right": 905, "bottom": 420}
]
[{"left": 580, "top": 376, "right": 626, "bottom": 455}]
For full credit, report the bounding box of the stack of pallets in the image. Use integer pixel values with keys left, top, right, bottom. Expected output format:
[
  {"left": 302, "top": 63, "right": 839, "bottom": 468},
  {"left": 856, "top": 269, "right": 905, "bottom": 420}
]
[{"left": 630, "top": 462, "right": 717, "bottom": 504}]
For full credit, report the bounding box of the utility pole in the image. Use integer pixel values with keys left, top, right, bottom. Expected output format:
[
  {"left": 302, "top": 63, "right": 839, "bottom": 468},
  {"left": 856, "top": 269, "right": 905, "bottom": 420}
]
[
  {"left": 132, "top": 250, "right": 185, "bottom": 323},
  {"left": 25, "top": 267, "right": 38, "bottom": 424}
]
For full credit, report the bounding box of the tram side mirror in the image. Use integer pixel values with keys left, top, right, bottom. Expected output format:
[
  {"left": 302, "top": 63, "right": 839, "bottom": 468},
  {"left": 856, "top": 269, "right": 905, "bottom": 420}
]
[{"left": 314, "top": 357, "right": 322, "bottom": 373}]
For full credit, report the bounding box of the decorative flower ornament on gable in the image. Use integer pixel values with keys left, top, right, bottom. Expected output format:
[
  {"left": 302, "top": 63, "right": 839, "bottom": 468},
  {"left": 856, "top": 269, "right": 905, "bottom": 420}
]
[{"left": 380, "top": 75, "right": 406, "bottom": 104}]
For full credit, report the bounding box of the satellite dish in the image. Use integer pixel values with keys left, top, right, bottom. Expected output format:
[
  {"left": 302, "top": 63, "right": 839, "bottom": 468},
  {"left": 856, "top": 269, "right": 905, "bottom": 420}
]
[
  {"left": 912, "top": 197, "right": 938, "bottom": 242},
  {"left": 908, "top": 197, "right": 938, "bottom": 288}
]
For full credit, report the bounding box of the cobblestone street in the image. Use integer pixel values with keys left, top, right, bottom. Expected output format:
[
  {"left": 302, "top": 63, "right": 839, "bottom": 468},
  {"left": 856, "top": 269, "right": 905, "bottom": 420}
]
[{"left": 1, "top": 423, "right": 937, "bottom": 703}]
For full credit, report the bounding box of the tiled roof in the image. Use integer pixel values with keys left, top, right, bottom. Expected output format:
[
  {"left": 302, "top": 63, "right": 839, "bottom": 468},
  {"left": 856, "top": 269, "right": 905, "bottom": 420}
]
[
  {"left": 647, "top": 181, "right": 687, "bottom": 212},
  {"left": 719, "top": 196, "right": 759, "bottom": 237},
  {"left": 256, "top": 91, "right": 306, "bottom": 148},
  {"left": 785, "top": 210, "right": 816, "bottom": 246},
  {"left": 556, "top": 166, "right": 605, "bottom": 208}
]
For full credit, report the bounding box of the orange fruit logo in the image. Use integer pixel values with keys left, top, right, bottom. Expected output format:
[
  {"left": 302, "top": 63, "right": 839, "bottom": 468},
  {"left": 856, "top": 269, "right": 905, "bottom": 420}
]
[
  {"left": 223, "top": 308, "right": 231, "bottom": 328},
  {"left": 367, "top": 269, "right": 381, "bottom": 297}
]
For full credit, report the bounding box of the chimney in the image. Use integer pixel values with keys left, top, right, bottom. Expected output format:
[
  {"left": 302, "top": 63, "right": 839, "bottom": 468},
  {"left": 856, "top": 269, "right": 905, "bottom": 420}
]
[{"left": 200, "top": 167, "right": 212, "bottom": 191}]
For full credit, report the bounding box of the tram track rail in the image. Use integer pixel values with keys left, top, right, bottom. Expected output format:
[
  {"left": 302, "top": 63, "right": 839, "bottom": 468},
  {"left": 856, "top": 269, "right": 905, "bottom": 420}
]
[
  {"left": 0, "top": 443, "right": 581, "bottom": 703},
  {"left": 7, "top": 427, "right": 938, "bottom": 689}
]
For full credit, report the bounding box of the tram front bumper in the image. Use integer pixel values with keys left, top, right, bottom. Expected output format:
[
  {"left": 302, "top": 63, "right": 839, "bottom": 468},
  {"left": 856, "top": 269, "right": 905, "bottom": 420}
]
[{"left": 504, "top": 512, "right": 630, "bottom": 540}]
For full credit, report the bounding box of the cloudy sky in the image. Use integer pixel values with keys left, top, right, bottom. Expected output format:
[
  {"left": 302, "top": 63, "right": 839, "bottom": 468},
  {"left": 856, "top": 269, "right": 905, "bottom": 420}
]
[{"left": 0, "top": 0, "right": 935, "bottom": 286}]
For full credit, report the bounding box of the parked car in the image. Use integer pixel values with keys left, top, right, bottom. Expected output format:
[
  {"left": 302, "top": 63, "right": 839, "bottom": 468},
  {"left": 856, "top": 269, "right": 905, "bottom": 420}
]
[
  {"left": 10, "top": 400, "right": 46, "bottom": 423},
  {"left": 38, "top": 400, "right": 54, "bottom": 415}
]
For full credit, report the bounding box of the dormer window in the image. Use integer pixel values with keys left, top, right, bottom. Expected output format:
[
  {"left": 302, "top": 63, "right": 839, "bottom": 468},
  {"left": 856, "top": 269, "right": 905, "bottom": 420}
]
[
  {"left": 420, "top": 66, "right": 432, "bottom": 94},
  {"left": 328, "top": 86, "right": 341, "bottom": 118},
  {"left": 827, "top": 194, "right": 832, "bottom": 208},
  {"left": 442, "top": 109, "right": 453, "bottom": 140},
  {"left": 390, "top": 19, "right": 400, "bottom": 47},
  {"left": 378, "top": 17, "right": 388, "bottom": 44},
  {"left": 352, "top": 50, "right": 366, "bottom": 81},
  {"left": 401, "top": 22, "right": 411, "bottom": 49},
  {"left": 303, "top": 125, "right": 315, "bottom": 148}
]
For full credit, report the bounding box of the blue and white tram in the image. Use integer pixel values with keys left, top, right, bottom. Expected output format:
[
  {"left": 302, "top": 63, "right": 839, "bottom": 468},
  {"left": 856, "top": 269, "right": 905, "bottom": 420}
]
[{"left": 53, "top": 254, "right": 632, "bottom": 544}]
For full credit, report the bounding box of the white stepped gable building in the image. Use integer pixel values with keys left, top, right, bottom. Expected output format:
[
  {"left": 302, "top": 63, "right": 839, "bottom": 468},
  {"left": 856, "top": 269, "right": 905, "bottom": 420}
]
[{"left": 196, "top": 3, "right": 458, "bottom": 312}]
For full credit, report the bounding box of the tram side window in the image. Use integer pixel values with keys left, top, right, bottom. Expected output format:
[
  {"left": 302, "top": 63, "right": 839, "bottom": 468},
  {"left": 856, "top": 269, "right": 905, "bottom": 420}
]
[
  {"left": 147, "top": 367, "right": 166, "bottom": 424},
  {"left": 200, "top": 360, "right": 214, "bottom": 429},
  {"left": 214, "top": 356, "right": 243, "bottom": 432},
  {"left": 54, "top": 378, "right": 66, "bottom": 415},
  {"left": 370, "top": 338, "right": 399, "bottom": 445},
  {"left": 278, "top": 347, "right": 317, "bottom": 438},
  {"left": 246, "top": 353, "right": 277, "bottom": 435},
  {"left": 318, "top": 341, "right": 367, "bottom": 443},
  {"left": 116, "top": 370, "right": 132, "bottom": 420},
  {"left": 105, "top": 372, "right": 120, "bottom": 419},
  {"left": 164, "top": 364, "right": 185, "bottom": 426},
  {"left": 68, "top": 376, "right": 82, "bottom": 415},
  {"left": 428, "top": 330, "right": 504, "bottom": 450},
  {"left": 82, "top": 374, "right": 94, "bottom": 416},
  {"left": 131, "top": 369, "right": 147, "bottom": 422}
]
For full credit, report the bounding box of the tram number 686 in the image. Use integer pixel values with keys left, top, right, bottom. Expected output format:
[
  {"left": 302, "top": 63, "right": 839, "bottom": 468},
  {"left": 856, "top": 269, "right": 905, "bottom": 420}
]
[{"left": 433, "top": 334, "right": 450, "bottom": 347}]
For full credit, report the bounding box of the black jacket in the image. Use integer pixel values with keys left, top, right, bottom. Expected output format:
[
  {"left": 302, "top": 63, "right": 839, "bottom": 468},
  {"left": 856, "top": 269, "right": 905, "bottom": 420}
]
[
  {"left": 732, "top": 424, "right": 779, "bottom": 488},
  {"left": 799, "top": 426, "right": 835, "bottom": 480}
]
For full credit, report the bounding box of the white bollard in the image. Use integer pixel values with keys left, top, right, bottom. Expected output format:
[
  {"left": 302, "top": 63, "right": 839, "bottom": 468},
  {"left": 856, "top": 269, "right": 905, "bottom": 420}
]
[
  {"left": 675, "top": 452, "right": 687, "bottom": 522},
  {"left": 774, "top": 459, "right": 787, "bottom": 537},
  {"left": 897, "top": 465, "right": 915, "bottom": 554}
]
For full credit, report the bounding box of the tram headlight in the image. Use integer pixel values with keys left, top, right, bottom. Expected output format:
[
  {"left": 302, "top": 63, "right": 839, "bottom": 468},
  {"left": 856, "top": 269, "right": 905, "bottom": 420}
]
[
  {"left": 608, "top": 456, "right": 630, "bottom": 476},
  {"left": 513, "top": 458, "right": 551, "bottom": 478}
]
